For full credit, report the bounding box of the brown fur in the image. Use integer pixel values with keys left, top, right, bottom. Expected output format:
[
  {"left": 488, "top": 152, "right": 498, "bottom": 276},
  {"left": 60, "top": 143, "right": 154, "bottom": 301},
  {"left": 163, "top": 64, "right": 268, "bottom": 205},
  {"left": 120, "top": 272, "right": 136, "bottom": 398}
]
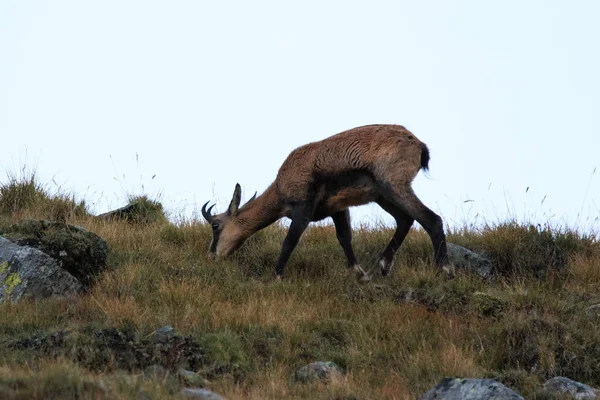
[{"left": 203, "top": 124, "right": 452, "bottom": 279}]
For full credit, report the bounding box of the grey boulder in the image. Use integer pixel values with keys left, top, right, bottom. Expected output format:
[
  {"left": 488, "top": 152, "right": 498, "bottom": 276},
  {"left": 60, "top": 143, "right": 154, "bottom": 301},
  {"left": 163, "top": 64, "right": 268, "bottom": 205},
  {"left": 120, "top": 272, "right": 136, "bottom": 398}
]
[
  {"left": 0, "top": 220, "right": 108, "bottom": 287},
  {"left": 447, "top": 243, "right": 492, "bottom": 279},
  {"left": 0, "top": 236, "right": 82, "bottom": 303},
  {"left": 0, "top": 220, "right": 108, "bottom": 303},
  {"left": 541, "top": 377, "right": 598, "bottom": 399},
  {"left": 421, "top": 378, "right": 524, "bottom": 400}
]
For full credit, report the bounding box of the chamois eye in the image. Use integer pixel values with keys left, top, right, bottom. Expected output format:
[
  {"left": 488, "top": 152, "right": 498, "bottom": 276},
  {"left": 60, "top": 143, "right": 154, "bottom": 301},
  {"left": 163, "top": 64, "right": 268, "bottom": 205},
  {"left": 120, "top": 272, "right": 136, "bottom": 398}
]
[{"left": 211, "top": 222, "right": 219, "bottom": 230}]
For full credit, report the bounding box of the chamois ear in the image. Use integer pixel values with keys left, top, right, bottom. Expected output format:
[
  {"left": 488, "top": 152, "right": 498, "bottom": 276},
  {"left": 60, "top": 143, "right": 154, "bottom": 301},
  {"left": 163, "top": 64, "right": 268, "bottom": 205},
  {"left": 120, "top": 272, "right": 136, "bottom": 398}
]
[{"left": 227, "top": 183, "right": 242, "bottom": 216}]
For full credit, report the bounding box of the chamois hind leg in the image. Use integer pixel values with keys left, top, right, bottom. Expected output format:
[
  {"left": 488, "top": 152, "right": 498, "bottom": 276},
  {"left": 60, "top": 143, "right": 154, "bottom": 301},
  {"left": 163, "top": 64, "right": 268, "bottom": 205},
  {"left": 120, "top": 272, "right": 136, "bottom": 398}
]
[
  {"left": 274, "top": 204, "right": 311, "bottom": 280},
  {"left": 381, "top": 184, "right": 453, "bottom": 275},
  {"left": 331, "top": 210, "right": 367, "bottom": 279},
  {"left": 371, "top": 198, "right": 415, "bottom": 277}
]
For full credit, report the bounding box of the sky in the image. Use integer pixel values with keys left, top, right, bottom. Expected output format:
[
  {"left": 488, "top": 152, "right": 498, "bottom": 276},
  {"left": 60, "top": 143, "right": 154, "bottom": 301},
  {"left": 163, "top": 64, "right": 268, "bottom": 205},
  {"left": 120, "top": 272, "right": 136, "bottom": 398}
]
[{"left": 1, "top": 1, "right": 599, "bottom": 232}]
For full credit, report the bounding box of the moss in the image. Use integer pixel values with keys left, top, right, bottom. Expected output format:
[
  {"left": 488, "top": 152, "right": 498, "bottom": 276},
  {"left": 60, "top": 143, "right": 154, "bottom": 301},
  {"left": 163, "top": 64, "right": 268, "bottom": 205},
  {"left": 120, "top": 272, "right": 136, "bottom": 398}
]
[
  {"left": 103, "top": 195, "right": 168, "bottom": 225},
  {"left": 0, "top": 261, "right": 7, "bottom": 274},
  {"left": 3, "top": 273, "right": 21, "bottom": 297},
  {"left": 471, "top": 292, "right": 508, "bottom": 318}
]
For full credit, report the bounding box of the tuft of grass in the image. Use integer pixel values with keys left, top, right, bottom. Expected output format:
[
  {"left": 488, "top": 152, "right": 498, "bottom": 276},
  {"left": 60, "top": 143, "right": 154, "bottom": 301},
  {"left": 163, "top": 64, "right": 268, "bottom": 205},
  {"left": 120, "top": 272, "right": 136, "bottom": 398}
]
[
  {"left": 123, "top": 195, "right": 168, "bottom": 225},
  {"left": 0, "top": 172, "right": 88, "bottom": 222},
  {"left": 450, "top": 222, "right": 596, "bottom": 278},
  {"left": 0, "top": 361, "right": 180, "bottom": 399}
]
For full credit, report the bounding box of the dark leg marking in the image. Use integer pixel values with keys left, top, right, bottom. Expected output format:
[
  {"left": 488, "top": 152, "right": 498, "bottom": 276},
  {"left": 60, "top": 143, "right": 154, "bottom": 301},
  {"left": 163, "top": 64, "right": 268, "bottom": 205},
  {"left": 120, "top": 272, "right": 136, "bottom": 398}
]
[
  {"left": 379, "top": 184, "right": 452, "bottom": 274},
  {"left": 375, "top": 198, "right": 415, "bottom": 276},
  {"left": 275, "top": 205, "right": 311, "bottom": 279},
  {"left": 331, "top": 210, "right": 357, "bottom": 267},
  {"left": 332, "top": 210, "right": 367, "bottom": 279}
]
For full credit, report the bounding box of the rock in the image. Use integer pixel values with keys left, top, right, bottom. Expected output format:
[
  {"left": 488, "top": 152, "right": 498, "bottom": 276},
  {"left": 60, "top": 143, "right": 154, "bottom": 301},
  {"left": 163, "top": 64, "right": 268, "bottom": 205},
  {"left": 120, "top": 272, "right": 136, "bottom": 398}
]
[
  {"left": 182, "top": 388, "right": 225, "bottom": 399},
  {"left": 178, "top": 369, "right": 209, "bottom": 388},
  {"left": 541, "top": 377, "right": 598, "bottom": 399},
  {"left": 3, "top": 327, "right": 206, "bottom": 373},
  {"left": 421, "top": 378, "right": 524, "bottom": 400},
  {"left": 295, "top": 361, "right": 343, "bottom": 384},
  {"left": 0, "top": 236, "right": 82, "bottom": 303},
  {"left": 4, "top": 330, "right": 71, "bottom": 353},
  {"left": 96, "top": 197, "right": 166, "bottom": 224},
  {"left": 447, "top": 243, "right": 492, "bottom": 279},
  {"left": 0, "top": 220, "right": 108, "bottom": 287},
  {"left": 153, "top": 326, "right": 177, "bottom": 343},
  {"left": 97, "top": 202, "right": 142, "bottom": 221}
]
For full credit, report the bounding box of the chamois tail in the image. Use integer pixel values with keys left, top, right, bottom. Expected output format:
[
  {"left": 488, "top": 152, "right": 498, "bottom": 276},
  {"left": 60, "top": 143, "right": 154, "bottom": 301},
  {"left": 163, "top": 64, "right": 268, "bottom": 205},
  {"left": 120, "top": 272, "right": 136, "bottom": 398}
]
[{"left": 420, "top": 143, "right": 430, "bottom": 172}]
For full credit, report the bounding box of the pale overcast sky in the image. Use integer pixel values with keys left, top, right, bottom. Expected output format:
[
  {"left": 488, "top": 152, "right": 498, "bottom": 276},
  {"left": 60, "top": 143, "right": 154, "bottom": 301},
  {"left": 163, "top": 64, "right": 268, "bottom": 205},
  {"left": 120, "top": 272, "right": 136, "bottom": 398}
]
[{"left": 1, "top": 1, "right": 598, "bottom": 232}]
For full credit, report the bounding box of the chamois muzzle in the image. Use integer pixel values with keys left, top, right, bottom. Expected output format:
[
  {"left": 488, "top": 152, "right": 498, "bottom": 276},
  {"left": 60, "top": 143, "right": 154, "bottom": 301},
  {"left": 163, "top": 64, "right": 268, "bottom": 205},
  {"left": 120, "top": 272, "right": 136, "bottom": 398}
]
[{"left": 201, "top": 201, "right": 215, "bottom": 223}]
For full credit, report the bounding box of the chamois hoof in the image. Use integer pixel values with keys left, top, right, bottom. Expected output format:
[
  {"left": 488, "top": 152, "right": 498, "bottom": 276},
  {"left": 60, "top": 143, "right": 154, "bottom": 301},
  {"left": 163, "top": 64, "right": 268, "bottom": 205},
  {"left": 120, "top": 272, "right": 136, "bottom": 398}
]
[
  {"left": 351, "top": 264, "right": 366, "bottom": 275},
  {"left": 358, "top": 272, "right": 373, "bottom": 283},
  {"left": 379, "top": 259, "right": 392, "bottom": 277},
  {"left": 441, "top": 264, "right": 456, "bottom": 278},
  {"left": 351, "top": 265, "right": 371, "bottom": 283}
]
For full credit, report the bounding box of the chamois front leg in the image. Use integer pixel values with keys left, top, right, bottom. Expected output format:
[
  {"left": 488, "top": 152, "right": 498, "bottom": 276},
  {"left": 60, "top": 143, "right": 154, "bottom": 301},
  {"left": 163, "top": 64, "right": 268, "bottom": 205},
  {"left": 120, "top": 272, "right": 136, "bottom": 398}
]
[
  {"left": 274, "top": 206, "right": 311, "bottom": 280},
  {"left": 331, "top": 210, "right": 367, "bottom": 280}
]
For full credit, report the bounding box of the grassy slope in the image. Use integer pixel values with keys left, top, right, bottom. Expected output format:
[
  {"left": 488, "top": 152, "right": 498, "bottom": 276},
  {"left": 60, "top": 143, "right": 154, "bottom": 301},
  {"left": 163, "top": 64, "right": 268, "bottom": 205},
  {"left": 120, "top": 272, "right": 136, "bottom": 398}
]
[{"left": 0, "top": 177, "right": 599, "bottom": 399}]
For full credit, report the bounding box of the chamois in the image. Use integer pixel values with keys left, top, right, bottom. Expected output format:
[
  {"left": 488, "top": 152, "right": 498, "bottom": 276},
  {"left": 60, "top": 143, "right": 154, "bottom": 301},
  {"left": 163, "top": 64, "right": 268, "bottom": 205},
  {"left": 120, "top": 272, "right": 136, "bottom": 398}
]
[{"left": 202, "top": 124, "right": 453, "bottom": 280}]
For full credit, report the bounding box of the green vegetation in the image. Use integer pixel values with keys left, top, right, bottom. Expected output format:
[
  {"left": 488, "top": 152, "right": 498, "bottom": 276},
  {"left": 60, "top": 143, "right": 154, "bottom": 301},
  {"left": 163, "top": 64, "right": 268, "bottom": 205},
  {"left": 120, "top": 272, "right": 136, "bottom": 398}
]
[
  {"left": 123, "top": 194, "right": 168, "bottom": 225},
  {"left": 0, "top": 171, "right": 599, "bottom": 399}
]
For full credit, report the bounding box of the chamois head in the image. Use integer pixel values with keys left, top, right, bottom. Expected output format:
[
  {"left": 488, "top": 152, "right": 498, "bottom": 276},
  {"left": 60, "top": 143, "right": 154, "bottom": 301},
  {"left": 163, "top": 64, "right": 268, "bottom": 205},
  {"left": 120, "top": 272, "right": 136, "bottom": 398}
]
[{"left": 202, "top": 184, "right": 256, "bottom": 259}]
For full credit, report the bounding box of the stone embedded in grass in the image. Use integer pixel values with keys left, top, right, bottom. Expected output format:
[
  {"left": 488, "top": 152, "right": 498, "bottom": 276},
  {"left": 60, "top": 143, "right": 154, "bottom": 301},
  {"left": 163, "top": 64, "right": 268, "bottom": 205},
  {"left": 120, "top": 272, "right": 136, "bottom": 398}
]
[
  {"left": 182, "top": 388, "right": 225, "bottom": 399},
  {"left": 178, "top": 369, "right": 209, "bottom": 388},
  {"left": 447, "top": 243, "right": 493, "bottom": 279},
  {"left": 153, "top": 326, "right": 177, "bottom": 343},
  {"left": 540, "top": 377, "right": 598, "bottom": 399},
  {"left": 295, "top": 361, "right": 343, "bottom": 384},
  {"left": 0, "top": 236, "right": 82, "bottom": 303},
  {"left": 420, "top": 378, "right": 524, "bottom": 400}
]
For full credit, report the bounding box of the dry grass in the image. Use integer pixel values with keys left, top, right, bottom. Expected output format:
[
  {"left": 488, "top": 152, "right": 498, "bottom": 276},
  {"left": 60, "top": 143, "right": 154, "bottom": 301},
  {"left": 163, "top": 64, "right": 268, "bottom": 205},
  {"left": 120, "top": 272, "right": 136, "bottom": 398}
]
[{"left": 1, "top": 172, "right": 599, "bottom": 399}]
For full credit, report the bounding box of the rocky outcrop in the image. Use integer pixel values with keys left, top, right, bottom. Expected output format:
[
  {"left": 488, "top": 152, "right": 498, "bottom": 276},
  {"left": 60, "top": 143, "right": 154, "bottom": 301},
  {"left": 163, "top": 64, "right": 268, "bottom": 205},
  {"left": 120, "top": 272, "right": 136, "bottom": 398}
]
[{"left": 3, "top": 326, "right": 206, "bottom": 373}]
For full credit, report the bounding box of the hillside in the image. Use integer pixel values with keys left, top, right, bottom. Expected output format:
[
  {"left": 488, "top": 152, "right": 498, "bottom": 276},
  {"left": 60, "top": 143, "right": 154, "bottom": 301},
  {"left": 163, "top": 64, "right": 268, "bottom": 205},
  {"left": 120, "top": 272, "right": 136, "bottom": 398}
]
[{"left": 0, "top": 174, "right": 599, "bottom": 399}]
